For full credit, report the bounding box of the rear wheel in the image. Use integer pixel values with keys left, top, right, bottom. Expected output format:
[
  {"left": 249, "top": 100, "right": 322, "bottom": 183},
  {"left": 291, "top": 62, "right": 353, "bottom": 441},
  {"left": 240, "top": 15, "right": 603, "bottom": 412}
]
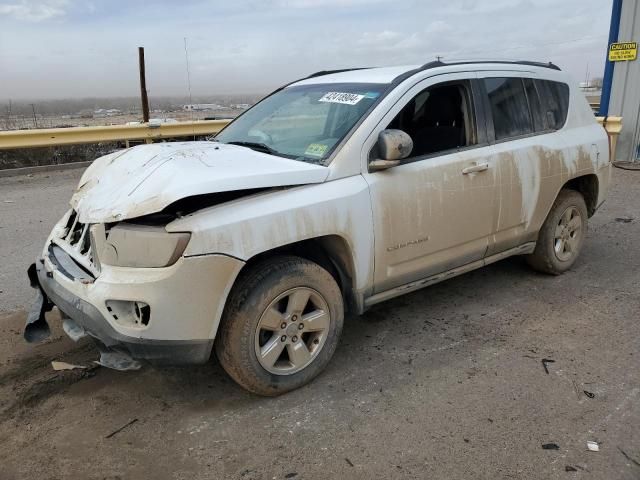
[
  {"left": 215, "top": 256, "right": 343, "bottom": 396},
  {"left": 526, "top": 189, "right": 588, "bottom": 275}
]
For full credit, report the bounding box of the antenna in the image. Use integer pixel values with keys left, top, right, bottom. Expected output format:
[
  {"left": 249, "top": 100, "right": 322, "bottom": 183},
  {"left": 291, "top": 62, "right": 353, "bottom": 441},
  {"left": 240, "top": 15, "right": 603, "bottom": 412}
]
[
  {"left": 584, "top": 63, "right": 590, "bottom": 87},
  {"left": 184, "top": 37, "right": 194, "bottom": 116}
]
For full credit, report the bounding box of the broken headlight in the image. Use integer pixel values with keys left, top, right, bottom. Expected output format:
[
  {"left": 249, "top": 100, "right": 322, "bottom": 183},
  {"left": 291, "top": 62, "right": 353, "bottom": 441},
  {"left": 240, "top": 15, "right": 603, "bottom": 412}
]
[{"left": 99, "top": 223, "right": 191, "bottom": 268}]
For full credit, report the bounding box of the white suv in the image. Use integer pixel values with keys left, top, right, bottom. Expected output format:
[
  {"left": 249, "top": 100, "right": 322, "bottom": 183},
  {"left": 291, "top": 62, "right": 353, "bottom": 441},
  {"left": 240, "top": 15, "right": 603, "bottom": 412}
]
[{"left": 27, "top": 61, "right": 611, "bottom": 395}]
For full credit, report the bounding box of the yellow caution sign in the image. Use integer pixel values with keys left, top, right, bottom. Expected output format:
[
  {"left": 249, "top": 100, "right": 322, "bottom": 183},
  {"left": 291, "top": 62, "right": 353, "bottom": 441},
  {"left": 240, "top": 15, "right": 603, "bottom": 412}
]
[{"left": 608, "top": 42, "right": 637, "bottom": 61}]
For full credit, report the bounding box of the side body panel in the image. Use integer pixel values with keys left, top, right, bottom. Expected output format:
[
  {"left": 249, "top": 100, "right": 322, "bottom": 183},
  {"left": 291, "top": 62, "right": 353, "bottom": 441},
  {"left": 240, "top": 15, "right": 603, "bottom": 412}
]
[
  {"left": 167, "top": 175, "right": 375, "bottom": 299},
  {"left": 475, "top": 70, "right": 610, "bottom": 255}
]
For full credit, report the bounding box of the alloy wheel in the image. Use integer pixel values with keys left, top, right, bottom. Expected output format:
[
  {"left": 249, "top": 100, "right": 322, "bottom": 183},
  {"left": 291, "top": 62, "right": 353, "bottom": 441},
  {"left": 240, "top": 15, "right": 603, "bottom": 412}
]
[
  {"left": 554, "top": 206, "right": 582, "bottom": 262},
  {"left": 254, "top": 287, "right": 331, "bottom": 375}
]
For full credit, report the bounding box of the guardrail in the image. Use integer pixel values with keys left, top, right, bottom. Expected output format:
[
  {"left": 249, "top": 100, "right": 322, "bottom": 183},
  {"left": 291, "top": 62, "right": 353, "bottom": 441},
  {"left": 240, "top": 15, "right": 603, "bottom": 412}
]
[{"left": 0, "top": 120, "right": 230, "bottom": 150}]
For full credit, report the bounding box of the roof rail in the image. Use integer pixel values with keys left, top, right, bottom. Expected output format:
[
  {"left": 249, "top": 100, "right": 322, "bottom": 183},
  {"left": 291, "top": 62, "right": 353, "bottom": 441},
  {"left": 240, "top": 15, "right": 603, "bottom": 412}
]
[
  {"left": 306, "top": 67, "right": 370, "bottom": 79},
  {"left": 268, "top": 67, "right": 371, "bottom": 96},
  {"left": 391, "top": 59, "right": 561, "bottom": 84},
  {"left": 421, "top": 59, "right": 560, "bottom": 71}
]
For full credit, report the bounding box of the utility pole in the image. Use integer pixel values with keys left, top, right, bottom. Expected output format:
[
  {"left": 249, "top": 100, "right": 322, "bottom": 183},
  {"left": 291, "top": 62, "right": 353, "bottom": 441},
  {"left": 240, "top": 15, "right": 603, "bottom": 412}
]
[
  {"left": 138, "top": 47, "right": 150, "bottom": 123},
  {"left": 30, "top": 103, "right": 38, "bottom": 128},
  {"left": 184, "top": 37, "right": 193, "bottom": 112}
]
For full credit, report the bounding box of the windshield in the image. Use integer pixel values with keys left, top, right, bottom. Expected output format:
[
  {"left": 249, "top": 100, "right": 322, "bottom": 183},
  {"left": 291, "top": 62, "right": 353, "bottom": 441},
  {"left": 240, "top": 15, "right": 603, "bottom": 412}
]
[{"left": 215, "top": 83, "right": 387, "bottom": 164}]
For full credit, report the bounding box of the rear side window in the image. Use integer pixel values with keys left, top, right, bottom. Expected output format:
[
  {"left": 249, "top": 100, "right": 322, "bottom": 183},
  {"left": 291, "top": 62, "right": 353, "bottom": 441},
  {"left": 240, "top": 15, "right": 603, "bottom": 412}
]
[
  {"left": 523, "top": 78, "right": 545, "bottom": 132},
  {"left": 535, "top": 80, "right": 570, "bottom": 130},
  {"left": 484, "top": 78, "right": 533, "bottom": 140}
]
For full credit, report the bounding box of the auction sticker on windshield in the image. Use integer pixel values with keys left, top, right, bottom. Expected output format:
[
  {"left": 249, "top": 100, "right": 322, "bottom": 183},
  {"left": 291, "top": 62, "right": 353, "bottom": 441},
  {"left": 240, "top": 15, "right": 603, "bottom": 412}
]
[
  {"left": 319, "top": 92, "right": 365, "bottom": 105},
  {"left": 304, "top": 143, "right": 329, "bottom": 157}
]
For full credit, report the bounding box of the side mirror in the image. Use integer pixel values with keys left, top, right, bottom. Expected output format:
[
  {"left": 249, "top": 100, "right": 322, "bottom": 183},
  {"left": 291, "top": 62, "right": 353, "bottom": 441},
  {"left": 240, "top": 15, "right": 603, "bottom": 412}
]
[{"left": 369, "top": 129, "right": 413, "bottom": 171}]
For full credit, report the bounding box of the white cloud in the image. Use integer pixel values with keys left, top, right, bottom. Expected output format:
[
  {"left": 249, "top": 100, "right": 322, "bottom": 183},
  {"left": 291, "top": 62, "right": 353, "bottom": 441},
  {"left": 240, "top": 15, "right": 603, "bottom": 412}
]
[
  {"left": 0, "top": 0, "right": 69, "bottom": 21},
  {"left": 0, "top": 0, "right": 613, "bottom": 98},
  {"left": 275, "top": 0, "right": 384, "bottom": 7}
]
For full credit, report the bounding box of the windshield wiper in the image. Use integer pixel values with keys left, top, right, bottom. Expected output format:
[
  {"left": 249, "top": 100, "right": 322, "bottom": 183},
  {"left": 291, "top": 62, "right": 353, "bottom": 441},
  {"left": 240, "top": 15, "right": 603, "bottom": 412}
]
[{"left": 226, "top": 141, "right": 278, "bottom": 156}]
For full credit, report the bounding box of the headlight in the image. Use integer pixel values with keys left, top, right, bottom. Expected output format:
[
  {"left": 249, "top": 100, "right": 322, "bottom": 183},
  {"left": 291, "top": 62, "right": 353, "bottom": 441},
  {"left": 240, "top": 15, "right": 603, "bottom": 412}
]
[{"left": 99, "top": 223, "right": 191, "bottom": 268}]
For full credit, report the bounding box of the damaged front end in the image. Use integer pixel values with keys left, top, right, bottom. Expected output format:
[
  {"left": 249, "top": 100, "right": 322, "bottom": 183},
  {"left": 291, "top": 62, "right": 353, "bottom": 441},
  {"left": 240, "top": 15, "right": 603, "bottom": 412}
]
[
  {"left": 23, "top": 141, "right": 331, "bottom": 369},
  {"left": 25, "top": 205, "right": 244, "bottom": 370},
  {"left": 26, "top": 258, "right": 142, "bottom": 371}
]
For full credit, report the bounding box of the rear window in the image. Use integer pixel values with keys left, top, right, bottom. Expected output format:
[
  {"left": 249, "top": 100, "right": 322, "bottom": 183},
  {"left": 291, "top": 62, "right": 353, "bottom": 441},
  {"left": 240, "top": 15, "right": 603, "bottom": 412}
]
[
  {"left": 535, "top": 80, "right": 570, "bottom": 130},
  {"left": 484, "top": 78, "right": 533, "bottom": 140}
]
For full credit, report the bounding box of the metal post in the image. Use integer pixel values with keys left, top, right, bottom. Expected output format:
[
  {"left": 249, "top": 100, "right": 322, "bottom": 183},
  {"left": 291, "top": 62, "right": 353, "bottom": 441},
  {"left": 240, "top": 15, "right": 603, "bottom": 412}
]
[
  {"left": 599, "top": 0, "right": 623, "bottom": 117},
  {"left": 30, "top": 103, "right": 38, "bottom": 128},
  {"left": 138, "top": 47, "right": 150, "bottom": 123}
]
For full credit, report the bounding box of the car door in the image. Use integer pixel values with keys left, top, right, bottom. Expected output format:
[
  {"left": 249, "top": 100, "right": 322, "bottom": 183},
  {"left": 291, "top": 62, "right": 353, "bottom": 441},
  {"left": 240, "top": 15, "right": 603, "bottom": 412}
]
[
  {"left": 477, "top": 73, "right": 562, "bottom": 256},
  {"left": 362, "top": 73, "right": 499, "bottom": 294}
]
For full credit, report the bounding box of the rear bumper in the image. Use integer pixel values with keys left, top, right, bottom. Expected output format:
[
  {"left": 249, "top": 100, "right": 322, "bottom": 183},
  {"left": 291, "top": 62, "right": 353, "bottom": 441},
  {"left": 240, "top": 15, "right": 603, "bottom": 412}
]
[{"left": 27, "top": 245, "right": 244, "bottom": 365}]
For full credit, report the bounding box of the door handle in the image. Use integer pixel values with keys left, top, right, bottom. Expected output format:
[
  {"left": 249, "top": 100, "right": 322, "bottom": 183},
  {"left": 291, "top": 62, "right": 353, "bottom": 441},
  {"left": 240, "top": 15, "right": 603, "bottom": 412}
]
[{"left": 462, "top": 162, "right": 489, "bottom": 174}]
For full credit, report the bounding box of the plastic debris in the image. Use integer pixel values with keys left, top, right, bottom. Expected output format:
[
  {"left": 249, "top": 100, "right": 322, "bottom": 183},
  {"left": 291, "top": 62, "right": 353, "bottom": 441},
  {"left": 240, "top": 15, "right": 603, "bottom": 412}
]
[
  {"left": 94, "top": 349, "right": 141, "bottom": 371},
  {"left": 565, "top": 466, "right": 577, "bottom": 472},
  {"left": 583, "top": 390, "right": 595, "bottom": 398},
  {"left": 541, "top": 358, "right": 555, "bottom": 374},
  {"left": 542, "top": 443, "right": 560, "bottom": 450},
  {"left": 587, "top": 441, "right": 599, "bottom": 452},
  {"left": 62, "top": 317, "right": 87, "bottom": 342},
  {"left": 51, "top": 361, "right": 87, "bottom": 371}
]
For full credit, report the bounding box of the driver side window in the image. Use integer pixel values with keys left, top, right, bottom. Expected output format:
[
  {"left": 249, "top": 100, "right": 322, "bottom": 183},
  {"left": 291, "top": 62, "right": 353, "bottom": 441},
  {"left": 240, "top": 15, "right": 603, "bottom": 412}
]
[{"left": 387, "top": 81, "right": 476, "bottom": 158}]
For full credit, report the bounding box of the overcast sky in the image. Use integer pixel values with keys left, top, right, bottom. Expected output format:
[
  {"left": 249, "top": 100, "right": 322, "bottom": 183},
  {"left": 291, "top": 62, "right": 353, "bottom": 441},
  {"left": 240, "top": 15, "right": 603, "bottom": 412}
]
[{"left": 0, "top": 0, "right": 613, "bottom": 99}]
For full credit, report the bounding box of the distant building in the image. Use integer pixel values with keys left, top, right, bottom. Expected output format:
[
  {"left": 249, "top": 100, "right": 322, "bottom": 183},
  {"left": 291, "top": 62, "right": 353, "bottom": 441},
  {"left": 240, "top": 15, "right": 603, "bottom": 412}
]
[
  {"left": 93, "top": 108, "right": 122, "bottom": 118},
  {"left": 232, "top": 103, "right": 252, "bottom": 110},
  {"left": 183, "top": 104, "right": 224, "bottom": 111}
]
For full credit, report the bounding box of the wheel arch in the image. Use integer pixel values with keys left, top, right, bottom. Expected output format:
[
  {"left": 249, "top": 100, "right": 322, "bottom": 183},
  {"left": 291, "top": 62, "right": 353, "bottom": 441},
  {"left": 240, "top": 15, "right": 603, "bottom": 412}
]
[
  {"left": 235, "top": 235, "right": 360, "bottom": 314},
  {"left": 562, "top": 174, "right": 599, "bottom": 217}
]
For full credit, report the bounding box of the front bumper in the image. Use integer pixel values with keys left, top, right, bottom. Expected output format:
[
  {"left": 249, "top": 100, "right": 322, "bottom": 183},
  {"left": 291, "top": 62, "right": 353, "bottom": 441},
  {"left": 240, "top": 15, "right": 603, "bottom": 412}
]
[{"left": 27, "top": 245, "right": 244, "bottom": 365}]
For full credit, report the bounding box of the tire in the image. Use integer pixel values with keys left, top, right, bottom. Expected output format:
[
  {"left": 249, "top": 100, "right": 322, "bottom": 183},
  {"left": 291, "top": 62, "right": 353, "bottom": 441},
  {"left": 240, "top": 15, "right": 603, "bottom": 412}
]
[
  {"left": 215, "top": 255, "right": 344, "bottom": 396},
  {"left": 526, "top": 189, "right": 588, "bottom": 275}
]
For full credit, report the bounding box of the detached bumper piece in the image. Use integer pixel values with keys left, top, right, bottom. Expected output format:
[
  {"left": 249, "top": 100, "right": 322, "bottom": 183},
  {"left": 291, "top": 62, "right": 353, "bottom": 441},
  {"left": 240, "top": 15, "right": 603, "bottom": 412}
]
[
  {"left": 25, "top": 263, "right": 53, "bottom": 343},
  {"left": 25, "top": 253, "right": 214, "bottom": 367}
]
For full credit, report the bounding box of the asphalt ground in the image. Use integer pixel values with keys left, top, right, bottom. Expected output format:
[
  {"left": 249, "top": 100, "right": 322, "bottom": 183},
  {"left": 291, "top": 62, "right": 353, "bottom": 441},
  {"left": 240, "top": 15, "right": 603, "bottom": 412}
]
[{"left": 0, "top": 167, "right": 638, "bottom": 479}]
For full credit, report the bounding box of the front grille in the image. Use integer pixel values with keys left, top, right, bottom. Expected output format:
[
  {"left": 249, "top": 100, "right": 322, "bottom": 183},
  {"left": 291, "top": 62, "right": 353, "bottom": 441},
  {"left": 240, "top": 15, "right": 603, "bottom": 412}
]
[{"left": 51, "top": 210, "right": 99, "bottom": 276}]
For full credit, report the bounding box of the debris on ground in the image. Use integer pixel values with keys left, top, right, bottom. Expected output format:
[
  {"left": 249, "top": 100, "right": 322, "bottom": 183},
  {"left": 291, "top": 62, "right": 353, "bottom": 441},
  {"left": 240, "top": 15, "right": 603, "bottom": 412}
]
[
  {"left": 542, "top": 443, "right": 560, "bottom": 450},
  {"left": 51, "top": 361, "right": 86, "bottom": 371},
  {"left": 345, "top": 458, "right": 354, "bottom": 467},
  {"left": 583, "top": 390, "right": 595, "bottom": 398},
  {"left": 94, "top": 349, "right": 141, "bottom": 371},
  {"left": 615, "top": 216, "right": 634, "bottom": 223},
  {"left": 105, "top": 418, "right": 138, "bottom": 439},
  {"left": 587, "top": 441, "right": 599, "bottom": 452},
  {"left": 618, "top": 447, "right": 640, "bottom": 467},
  {"left": 571, "top": 380, "right": 581, "bottom": 400},
  {"left": 565, "top": 465, "right": 578, "bottom": 472},
  {"left": 541, "top": 358, "right": 555, "bottom": 374}
]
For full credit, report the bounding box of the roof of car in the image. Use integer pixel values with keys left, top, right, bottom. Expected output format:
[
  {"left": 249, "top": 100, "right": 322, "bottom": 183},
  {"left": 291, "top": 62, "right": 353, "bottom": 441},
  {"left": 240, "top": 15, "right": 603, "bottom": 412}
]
[{"left": 290, "top": 60, "right": 562, "bottom": 87}]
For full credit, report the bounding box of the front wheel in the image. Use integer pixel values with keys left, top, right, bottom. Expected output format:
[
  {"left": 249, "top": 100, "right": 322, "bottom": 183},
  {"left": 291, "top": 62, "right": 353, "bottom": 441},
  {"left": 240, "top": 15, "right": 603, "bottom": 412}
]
[
  {"left": 526, "top": 189, "right": 588, "bottom": 275},
  {"left": 215, "top": 256, "right": 344, "bottom": 396}
]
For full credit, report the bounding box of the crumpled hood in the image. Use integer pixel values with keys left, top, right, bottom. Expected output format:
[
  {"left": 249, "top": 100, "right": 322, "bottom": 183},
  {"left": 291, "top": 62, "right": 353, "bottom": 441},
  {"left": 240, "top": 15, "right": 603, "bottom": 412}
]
[{"left": 71, "top": 142, "right": 329, "bottom": 223}]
